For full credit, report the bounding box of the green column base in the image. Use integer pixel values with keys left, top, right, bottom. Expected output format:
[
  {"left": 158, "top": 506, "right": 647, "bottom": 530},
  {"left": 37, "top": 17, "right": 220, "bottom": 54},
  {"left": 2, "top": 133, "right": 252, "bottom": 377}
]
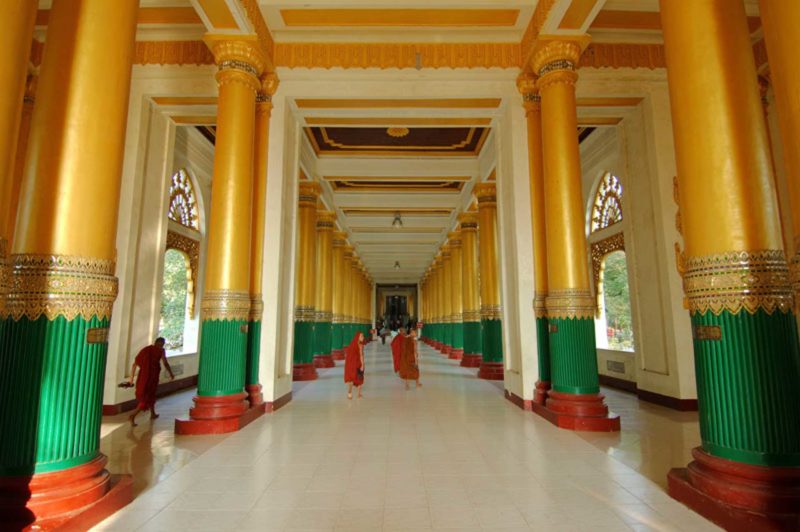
[
  {"left": 293, "top": 320, "right": 316, "bottom": 365},
  {"left": 0, "top": 315, "right": 110, "bottom": 476},
  {"left": 481, "top": 318, "right": 503, "bottom": 362},
  {"left": 451, "top": 321, "right": 464, "bottom": 351},
  {"left": 330, "top": 322, "right": 343, "bottom": 353},
  {"left": 198, "top": 319, "right": 247, "bottom": 397},
  {"left": 692, "top": 308, "right": 800, "bottom": 467},
  {"left": 536, "top": 316, "right": 551, "bottom": 383},
  {"left": 314, "top": 320, "right": 332, "bottom": 357},
  {"left": 463, "top": 321, "right": 482, "bottom": 356},
  {"left": 548, "top": 316, "right": 599, "bottom": 395}
]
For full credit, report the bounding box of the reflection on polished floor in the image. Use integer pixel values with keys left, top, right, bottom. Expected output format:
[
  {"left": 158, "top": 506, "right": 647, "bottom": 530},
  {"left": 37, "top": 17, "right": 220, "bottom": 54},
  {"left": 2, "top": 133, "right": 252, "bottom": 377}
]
[{"left": 93, "top": 341, "right": 717, "bottom": 531}]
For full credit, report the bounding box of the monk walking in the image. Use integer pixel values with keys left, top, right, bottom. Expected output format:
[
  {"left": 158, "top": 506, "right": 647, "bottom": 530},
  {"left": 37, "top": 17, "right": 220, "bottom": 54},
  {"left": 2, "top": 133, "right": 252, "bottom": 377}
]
[
  {"left": 391, "top": 327, "right": 406, "bottom": 373},
  {"left": 398, "top": 329, "right": 421, "bottom": 389},
  {"left": 344, "top": 331, "right": 365, "bottom": 399},
  {"left": 128, "top": 337, "right": 174, "bottom": 426}
]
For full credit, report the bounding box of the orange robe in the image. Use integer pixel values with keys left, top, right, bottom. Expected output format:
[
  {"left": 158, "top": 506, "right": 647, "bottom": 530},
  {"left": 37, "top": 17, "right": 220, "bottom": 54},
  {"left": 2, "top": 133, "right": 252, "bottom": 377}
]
[
  {"left": 398, "top": 337, "right": 419, "bottom": 381},
  {"left": 344, "top": 333, "right": 364, "bottom": 385},
  {"left": 134, "top": 345, "right": 165, "bottom": 409},
  {"left": 391, "top": 334, "right": 405, "bottom": 373}
]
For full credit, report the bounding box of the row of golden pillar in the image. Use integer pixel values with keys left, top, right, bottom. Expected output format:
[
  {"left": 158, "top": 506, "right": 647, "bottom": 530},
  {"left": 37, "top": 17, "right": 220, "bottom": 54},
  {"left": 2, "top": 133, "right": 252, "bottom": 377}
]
[
  {"left": 293, "top": 180, "right": 373, "bottom": 381},
  {"left": 420, "top": 183, "right": 503, "bottom": 378}
]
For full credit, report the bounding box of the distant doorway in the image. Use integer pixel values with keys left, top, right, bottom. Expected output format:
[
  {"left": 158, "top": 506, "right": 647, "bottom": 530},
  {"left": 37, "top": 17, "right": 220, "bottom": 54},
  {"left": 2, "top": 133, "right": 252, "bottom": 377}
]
[{"left": 376, "top": 284, "right": 418, "bottom": 331}]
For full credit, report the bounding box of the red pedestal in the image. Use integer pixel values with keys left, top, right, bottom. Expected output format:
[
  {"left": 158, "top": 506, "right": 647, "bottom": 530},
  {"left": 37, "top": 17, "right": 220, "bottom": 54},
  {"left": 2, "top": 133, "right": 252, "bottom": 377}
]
[
  {"left": 0, "top": 455, "right": 134, "bottom": 531},
  {"left": 478, "top": 361, "right": 504, "bottom": 380},
  {"left": 246, "top": 384, "right": 264, "bottom": 407},
  {"left": 313, "top": 354, "right": 335, "bottom": 368},
  {"left": 331, "top": 349, "right": 345, "bottom": 361},
  {"left": 175, "top": 392, "right": 265, "bottom": 435},
  {"left": 460, "top": 353, "right": 482, "bottom": 368},
  {"left": 533, "top": 380, "right": 551, "bottom": 405},
  {"left": 449, "top": 348, "right": 463, "bottom": 360},
  {"left": 531, "top": 390, "right": 620, "bottom": 432},
  {"left": 292, "top": 363, "right": 318, "bottom": 381},
  {"left": 668, "top": 447, "right": 800, "bottom": 531},
  {"left": 440, "top": 345, "right": 452, "bottom": 356}
]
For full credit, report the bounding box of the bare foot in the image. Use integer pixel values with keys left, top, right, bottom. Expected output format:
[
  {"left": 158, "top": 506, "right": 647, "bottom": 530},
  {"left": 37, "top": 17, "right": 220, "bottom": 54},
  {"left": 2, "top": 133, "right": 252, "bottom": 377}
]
[
  {"left": 348, "top": 392, "right": 352, "bottom": 400},
  {"left": 358, "top": 392, "right": 363, "bottom": 398},
  {"left": 405, "top": 382, "right": 410, "bottom": 390},
  {"left": 150, "top": 413, "right": 160, "bottom": 420},
  {"left": 416, "top": 382, "right": 422, "bottom": 388},
  {"left": 129, "top": 414, "right": 137, "bottom": 427}
]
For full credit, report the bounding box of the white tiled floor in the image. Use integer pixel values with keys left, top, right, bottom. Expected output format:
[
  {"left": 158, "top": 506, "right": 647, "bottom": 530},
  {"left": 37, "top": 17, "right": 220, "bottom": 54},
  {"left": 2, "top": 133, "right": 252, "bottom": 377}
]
[{"left": 93, "top": 341, "right": 719, "bottom": 531}]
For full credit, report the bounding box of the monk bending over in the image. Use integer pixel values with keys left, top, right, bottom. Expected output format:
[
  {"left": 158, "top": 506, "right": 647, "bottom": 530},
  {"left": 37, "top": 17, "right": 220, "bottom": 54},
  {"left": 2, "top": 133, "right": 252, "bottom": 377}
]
[{"left": 128, "top": 337, "right": 174, "bottom": 426}]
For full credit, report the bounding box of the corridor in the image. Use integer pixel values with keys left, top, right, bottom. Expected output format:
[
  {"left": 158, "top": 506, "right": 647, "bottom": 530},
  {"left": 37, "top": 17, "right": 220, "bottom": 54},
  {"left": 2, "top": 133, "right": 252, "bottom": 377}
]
[{"left": 93, "top": 341, "right": 716, "bottom": 531}]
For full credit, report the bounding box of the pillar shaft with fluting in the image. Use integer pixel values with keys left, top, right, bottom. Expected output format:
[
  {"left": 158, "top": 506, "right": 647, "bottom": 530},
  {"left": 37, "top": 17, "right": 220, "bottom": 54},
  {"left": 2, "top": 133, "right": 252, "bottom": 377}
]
[
  {"left": 312, "top": 211, "right": 335, "bottom": 367},
  {"left": 291, "top": 182, "right": 320, "bottom": 381},
  {"left": 519, "top": 74, "right": 550, "bottom": 402},
  {"left": 533, "top": 39, "right": 599, "bottom": 396},
  {"left": 195, "top": 38, "right": 263, "bottom": 405},
  {"left": 441, "top": 247, "right": 453, "bottom": 352},
  {"left": 330, "top": 231, "right": 347, "bottom": 358},
  {"left": 246, "top": 74, "right": 277, "bottom": 406},
  {"left": 661, "top": 0, "right": 800, "bottom": 468},
  {"left": 458, "top": 212, "right": 482, "bottom": 367},
  {"left": 448, "top": 231, "right": 464, "bottom": 358},
  {"left": 0, "top": 0, "right": 138, "bottom": 520},
  {"left": 475, "top": 183, "right": 503, "bottom": 379}
]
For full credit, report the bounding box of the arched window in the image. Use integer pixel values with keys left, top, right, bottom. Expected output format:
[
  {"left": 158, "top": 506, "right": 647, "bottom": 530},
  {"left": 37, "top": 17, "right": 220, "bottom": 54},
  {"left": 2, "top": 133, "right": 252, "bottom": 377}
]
[
  {"left": 168, "top": 169, "right": 199, "bottom": 230},
  {"left": 159, "top": 249, "right": 191, "bottom": 352},
  {"left": 595, "top": 250, "right": 634, "bottom": 351},
  {"left": 590, "top": 172, "right": 623, "bottom": 233}
]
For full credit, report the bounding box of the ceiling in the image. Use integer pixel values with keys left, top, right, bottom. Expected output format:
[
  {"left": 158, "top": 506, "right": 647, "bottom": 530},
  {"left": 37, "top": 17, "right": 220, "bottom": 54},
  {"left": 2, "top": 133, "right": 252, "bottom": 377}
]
[{"left": 305, "top": 126, "right": 489, "bottom": 157}]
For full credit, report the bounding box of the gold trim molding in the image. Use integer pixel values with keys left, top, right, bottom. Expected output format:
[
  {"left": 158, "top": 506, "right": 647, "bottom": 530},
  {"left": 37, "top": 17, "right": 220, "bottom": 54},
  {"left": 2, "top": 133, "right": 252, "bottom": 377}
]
[
  {"left": 545, "top": 289, "right": 595, "bottom": 320},
  {"left": 480, "top": 304, "right": 502, "bottom": 320},
  {"left": 2, "top": 254, "right": 118, "bottom": 322},
  {"left": 201, "top": 290, "right": 251, "bottom": 321},
  {"left": 274, "top": 43, "right": 521, "bottom": 70},
  {"left": 295, "top": 305, "right": 317, "bottom": 322},
  {"left": 683, "top": 250, "right": 793, "bottom": 316},
  {"left": 134, "top": 41, "right": 214, "bottom": 66},
  {"left": 462, "top": 309, "right": 481, "bottom": 322},
  {"left": 591, "top": 232, "right": 625, "bottom": 290},
  {"left": 534, "top": 292, "right": 547, "bottom": 319},
  {"left": 249, "top": 296, "right": 264, "bottom": 321},
  {"left": 579, "top": 43, "right": 666, "bottom": 70}
]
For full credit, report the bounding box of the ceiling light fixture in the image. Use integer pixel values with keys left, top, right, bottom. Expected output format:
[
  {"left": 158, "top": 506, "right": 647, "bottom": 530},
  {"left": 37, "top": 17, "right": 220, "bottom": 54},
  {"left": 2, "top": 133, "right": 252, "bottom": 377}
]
[
  {"left": 394, "top": 261, "right": 401, "bottom": 270},
  {"left": 392, "top": 213, "right": 403, "bottom": 228}
]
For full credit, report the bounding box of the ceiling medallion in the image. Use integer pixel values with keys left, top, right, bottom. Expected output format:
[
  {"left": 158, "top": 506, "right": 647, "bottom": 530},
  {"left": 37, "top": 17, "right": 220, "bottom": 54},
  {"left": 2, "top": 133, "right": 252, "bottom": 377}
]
[{"left": 386, "top": 127, "right": 410, "bottom": 138}]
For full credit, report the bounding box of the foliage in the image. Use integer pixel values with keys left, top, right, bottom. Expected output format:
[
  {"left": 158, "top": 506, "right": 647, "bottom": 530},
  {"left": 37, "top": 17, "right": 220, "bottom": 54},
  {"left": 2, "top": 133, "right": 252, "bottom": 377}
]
[
  {"left": 159, "top": 249, "right": 188, "bottom": 351},
  {"left": 602, "top": 251, "right": 634, "bottom": 351}
]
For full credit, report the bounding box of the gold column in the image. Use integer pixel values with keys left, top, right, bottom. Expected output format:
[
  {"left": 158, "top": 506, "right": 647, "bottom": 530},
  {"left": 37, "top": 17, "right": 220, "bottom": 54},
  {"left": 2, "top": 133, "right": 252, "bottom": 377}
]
[
  {"left": 313, "top": 210, "right": 335, "bottom": 367},
  {"left": 474, "top": 182, "right": 504, "bottom": 379},
  {"left": 292, "top": 181, "right": 321, "bottom": 381},
  {"left": 434, "top": 255, "right": 445, "bottom": 350},
  {"left": 518, "top": 73, "right": 551, "bottom": 401},
  {"left": 331, "top": 231, "right": 347, "bottom": 358},
  {"left": 441, "top": 245, "right": 453, "bottom": 353},
  {"left": 342, "top": 246, "right": 355, "bottom": 339},
  {"left": 245, "top": 72, "right": 277, "bottom": 406},
  {"left": 448, "top": 230, "right": 464, "bottom": 359},
  {"left": 0, "top": 0, "right": 37, "bottom": 304},
  {"left": 759, "top": 0, "right": 800, "bottom": 295},
  {"left": 458, "top": 212, "right": 482, "bottom": 367}
]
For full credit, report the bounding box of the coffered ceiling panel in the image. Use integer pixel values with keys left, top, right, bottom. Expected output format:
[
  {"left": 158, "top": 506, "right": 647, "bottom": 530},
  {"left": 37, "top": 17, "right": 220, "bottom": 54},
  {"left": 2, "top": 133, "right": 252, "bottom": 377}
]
[{"left": 305, "top": 127, "right": 489, "bottom": 157}]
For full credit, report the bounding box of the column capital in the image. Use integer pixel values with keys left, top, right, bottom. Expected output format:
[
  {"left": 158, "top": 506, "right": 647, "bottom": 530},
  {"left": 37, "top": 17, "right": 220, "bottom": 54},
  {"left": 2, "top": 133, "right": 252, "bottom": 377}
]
[
  {"left": 516, "top": 73, "right": 541, "bottom": 111},
  {"left": 204, "top": 35, "right": 267, "bottom": 76},
  {"left": 298, "top": 181, "right": 322, "bottom": 207},
  {"left": 257, "top": 72, "right": 279, "bottom": 104},
  {"left": 474, "top": 182, "right": 497, "bottom": 206},
  {"left": 447, "top": 231, "right": 463, "bottom": 247},
  {"left": 332, "top": 231, "right": 348, "bottom": 247},
  {"left": 315, "top": 210, "right": 336, "bottom": 231},
  {"left": 530, "top": 36, "right": 590, "bottom": 75},
  {"left": 458, "top": 211, "right": 479, "bottom": 231}
]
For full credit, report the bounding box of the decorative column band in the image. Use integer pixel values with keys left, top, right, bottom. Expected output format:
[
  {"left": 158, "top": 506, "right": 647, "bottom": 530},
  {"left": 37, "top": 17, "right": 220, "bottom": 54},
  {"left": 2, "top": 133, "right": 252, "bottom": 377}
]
[
  {"left": 316, "top": 220, "right": 334, "bottom": 229},
  {"left": 316, "top": 310, "right": 333, "bottom": 321},
  {"left": 534, "top": 292, "right": 547, "bottom": 319},
  {"left": 683, "top": 250, "right": 793, "bottom": 315},
  {"left": 332, "top": 314, "right": 345, "bottom": 324},
  {"left": 462, "top": 309, "right": 481, "bottom": 322},
  {"left": 523, "top": 93, "right": 542, "bottom": 103},
  {"left": 249, "top": 297, "right": 264, "bottom": 321},
  {"left": 480, "top": 304, "right": 502, "bottom": 319},
  {"left": 545, "top": 289, "right": 595, "bottom": 320},
  {"left": 219, "top": 60, "right": 259, "bottom": 77},
  {"left": 200, "top": 290, "right": 251, "bottom": 321},
  {"left": 537, "top": 59, "right": 575, "bottom": 77},
  {"left": 256, "top": 92, "right": 271, "bottom": 103},
  {"left": 477, "top": 194, "right": 496, "bottom": 205},
  {"left": 460, "top": 221, "right": 477, "bottom": 230},
  {"left": 295, "top": 306, "right": 316, "bottom": 322},
  {"left": 1, "top": 254, "right": 117, "bottom": 321}
]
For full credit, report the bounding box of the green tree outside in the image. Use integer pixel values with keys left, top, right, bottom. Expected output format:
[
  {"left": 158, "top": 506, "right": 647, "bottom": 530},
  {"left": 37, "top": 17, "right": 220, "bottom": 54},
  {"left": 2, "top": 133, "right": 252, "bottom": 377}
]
[
  {"left": 159, "top": 249, "right": 189, "bottom": 351},
  {"left": 602, "top": 251, "right": 634, "bottom": 351}
]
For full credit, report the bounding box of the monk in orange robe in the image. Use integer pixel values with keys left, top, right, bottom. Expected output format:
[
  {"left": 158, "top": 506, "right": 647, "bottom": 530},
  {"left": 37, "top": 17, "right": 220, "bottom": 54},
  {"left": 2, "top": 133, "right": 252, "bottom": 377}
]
[
  {"left": 398, "top": 329, "right": 421, "bottom": 389},
  {"left": 344, "top": 331, "right": 365, "bottom": 399},
  {"left": 391, "top": 327, "right": 406, "bottom": 373},
  {"left": 128, "top": 337, "right": 174, "bottom": 426}
]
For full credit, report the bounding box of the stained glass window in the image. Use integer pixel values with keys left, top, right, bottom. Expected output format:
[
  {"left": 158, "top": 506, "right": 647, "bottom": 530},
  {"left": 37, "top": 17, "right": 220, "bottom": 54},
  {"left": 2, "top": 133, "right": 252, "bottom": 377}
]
[
  {"left": 590, "top": 172, "right": 623, "bottom": 233},
  {"left": 168, "top": 169, "right": 199, "bottom": 230}
]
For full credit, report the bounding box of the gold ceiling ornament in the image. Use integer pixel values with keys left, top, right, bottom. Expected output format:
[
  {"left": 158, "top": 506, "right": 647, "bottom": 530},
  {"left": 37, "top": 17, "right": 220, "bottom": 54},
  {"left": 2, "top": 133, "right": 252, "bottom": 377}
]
[
  {"left": 2, "top": 254, "right": 118, "bottom": 322},
  {"left": 684, "top": 250, "right": 794, "bottom": 316},
  {"left": 201, "top": 290, "right": 251, "bottom": 322},
  {"left": 386, "top": 127, "right": 410, "bottom": 138}
]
